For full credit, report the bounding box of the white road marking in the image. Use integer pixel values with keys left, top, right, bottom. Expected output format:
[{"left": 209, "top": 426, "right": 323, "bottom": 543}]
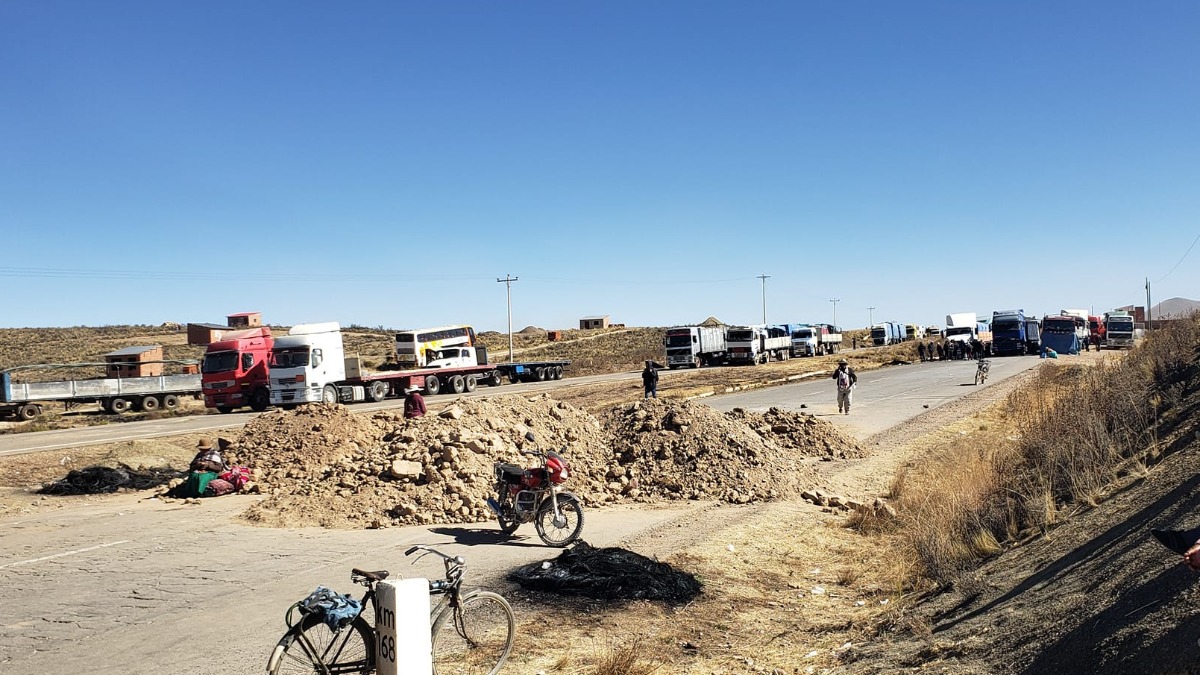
[{"left": 0, "top": 539, "right": 130, "bottom": 569}]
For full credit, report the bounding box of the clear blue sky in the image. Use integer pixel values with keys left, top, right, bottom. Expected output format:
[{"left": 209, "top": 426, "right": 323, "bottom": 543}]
[{"left": 2, "top": 1, "right": 1197, "bottom": 332}]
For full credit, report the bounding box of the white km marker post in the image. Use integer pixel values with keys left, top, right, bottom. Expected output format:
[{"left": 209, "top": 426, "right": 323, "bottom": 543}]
[{"left": 376, "top": 577, "right": 431, "bottom": 674}]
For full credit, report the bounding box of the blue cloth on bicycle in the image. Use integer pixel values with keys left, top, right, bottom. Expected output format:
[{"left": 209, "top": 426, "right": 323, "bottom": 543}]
[{"left": 299, "top": 585, "right": 362, "bottom": 631}]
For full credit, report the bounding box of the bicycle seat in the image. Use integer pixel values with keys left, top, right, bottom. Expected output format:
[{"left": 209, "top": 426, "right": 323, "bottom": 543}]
[{"left": 351, "top": 568, "right": 390, "bottom": 581}]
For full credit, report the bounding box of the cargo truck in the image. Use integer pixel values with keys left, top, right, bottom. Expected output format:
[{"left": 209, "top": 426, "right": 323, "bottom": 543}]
[
  {"left": 201, "top": 327, "right": 274, "bottom": 413},
  {"left": 663, "top": 325, "right": 727, "bottom": 368},
  {"left": 991, "top": 310, "right": 1028, "bottom": 356},
  {"left": 791, "top": 323, "right": 842, "bottom": 356},
  {"left": 725, "top": 325, "right": 791, "bottom": 365},
  {"left": 1041, "top": 315, "right": 1080, "bottom": 355},
  {"left": 1104, "top": 311, "right": 1136, "bottom": 349},
  {"left": 870, "top": 322, "right": 904, "bottom": 346},
  {"left": 1023, "top": 317, "right": 1041, "bottom": 355},
  {"left": 269, "top": 322, "right": 570, "bottom": 407},
  {"left": 1, "top": 362, "right": 200, "bottom": 421},
  {"left": 945, "top": 313, "right": 993, "bottom": 354},
  {"left": 1060, "top": 309, "right": 1091, "bottom": 345}
]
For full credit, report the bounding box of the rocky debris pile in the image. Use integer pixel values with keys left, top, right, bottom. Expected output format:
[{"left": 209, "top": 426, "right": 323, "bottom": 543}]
[
  {"left": 236, "top": 395, "right": 610, "bottom": 529},
  {"left": 229, "top": 395, "right": 870, "bottom": 529},
  {"left": 724, "top": 407, "right": 868, "bottom": 460},
  {"left": 598, "top": 399, "right": 822, "bottom": 504}
]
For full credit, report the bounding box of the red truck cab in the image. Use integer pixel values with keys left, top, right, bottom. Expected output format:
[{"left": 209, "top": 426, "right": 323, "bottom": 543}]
[
  {"left": 1088, "top": 316, "right": 1106, "bottom": 344},
  {"left": 202, "top": 327, "right": 274, "bottom": 413}
]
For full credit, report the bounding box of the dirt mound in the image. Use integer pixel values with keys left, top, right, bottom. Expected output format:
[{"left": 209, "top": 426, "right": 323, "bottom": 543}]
[
  {"left": 699, "top": 316, "right": 724, "bottom": 327},
  {"left": 598, "top": 399, "right": 822, "bottom": 503},
  {"left": 235, "top": 396, "right": 611, "bottom": 529},
  {"left": 724, "top": 407, "right": 868, "bottom": 459},
  {"left": 517, "top": 325, "right": 544, "bottom": 334},
  {"left": 230, "top": 396, "right": 862, "bottom": 529}
]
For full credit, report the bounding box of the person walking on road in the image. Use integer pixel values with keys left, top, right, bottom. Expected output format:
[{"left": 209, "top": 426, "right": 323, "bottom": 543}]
[
  {"left": 642, "top": 360, "right": 659, "bottom": 399},
  {"left": 832, "top": 358, "right": 857, "bottom": 414}
]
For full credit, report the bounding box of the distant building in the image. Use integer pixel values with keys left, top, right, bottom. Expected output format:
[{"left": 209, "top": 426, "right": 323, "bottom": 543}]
[
  {"left": 579, "top": 315, "right": 610, "bottom": 330},
  {"left": 227, "top": 311, "right": 263, "bottom": 328},
  {"left": 187, "top": 323, "right": 230, "bottom": 346},
  {"left": 105, "top": 345, "right": 163, "bottom": 378}
]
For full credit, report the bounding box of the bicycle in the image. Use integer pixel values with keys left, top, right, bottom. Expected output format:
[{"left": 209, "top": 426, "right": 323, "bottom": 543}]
[
  {"left": 975, "top": 358, "right": 991, "bottom": 386},
  {"left": 266, "top": 545, "right": 515, "bottom": 675}
]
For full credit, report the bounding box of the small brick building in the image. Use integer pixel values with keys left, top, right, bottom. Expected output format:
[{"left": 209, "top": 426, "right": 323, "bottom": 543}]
[
  {"left": 579, "top": 315, "right": 610, "bottom": 330},
  {"left": 105, "top": 345, "right": 164, "bottom": 378},
  {"left": 227, "top": 311, "right": 263, "bottom": 328},
  {"left": 187, "top": 323, "right": 230, "bottom": 346}
]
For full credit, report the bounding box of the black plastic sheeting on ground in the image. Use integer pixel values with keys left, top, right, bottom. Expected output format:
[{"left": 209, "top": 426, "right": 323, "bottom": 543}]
[
  {"left": 507, "top": 541, "right": 702, "bottom": 604},
  {"left": 39, "top": 465, "right": 181, "bottom": 495}
]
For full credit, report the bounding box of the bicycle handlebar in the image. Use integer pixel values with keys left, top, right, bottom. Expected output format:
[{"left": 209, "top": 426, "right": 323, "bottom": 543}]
[{"left": 405, "top": 544, "right": 466, "bottom": 566}]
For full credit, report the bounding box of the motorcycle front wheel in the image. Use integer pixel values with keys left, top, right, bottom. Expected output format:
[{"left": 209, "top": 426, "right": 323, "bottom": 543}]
[{"left": 534, "top": 494, "right": 584, "bottom": 547}]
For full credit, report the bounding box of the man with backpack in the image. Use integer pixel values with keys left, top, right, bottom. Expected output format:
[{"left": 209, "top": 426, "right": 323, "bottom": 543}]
[
  {"left": 832, "top": 358, "right": 858, "bottom": 414},
  {"left": 642, "top": 360, "right": 659, "bottom": 399}
]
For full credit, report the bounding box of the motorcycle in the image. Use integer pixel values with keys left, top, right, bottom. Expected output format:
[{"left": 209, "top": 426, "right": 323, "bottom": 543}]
[
  {"left": 487, "top": 432, "right": 584, "bottom": 547},
  {"left": 975, "top": 358, "right": 991, "bottom": 386}
]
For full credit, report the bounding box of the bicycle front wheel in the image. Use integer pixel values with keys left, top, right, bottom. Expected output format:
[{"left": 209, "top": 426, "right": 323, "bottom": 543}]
[
  {"left": 267, "top": 613, "right": 375, "bottom": 675},
  {"left": 432, "top": 590, "right": 515, "bottom": 675}
]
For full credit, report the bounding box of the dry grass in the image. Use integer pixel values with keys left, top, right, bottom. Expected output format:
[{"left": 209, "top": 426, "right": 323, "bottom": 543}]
[{"left": 859, "top": 318, "right": 1200, "bottom": 588}]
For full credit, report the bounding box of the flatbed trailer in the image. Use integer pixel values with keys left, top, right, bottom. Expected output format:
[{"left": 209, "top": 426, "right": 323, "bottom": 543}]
[{"left": 1, "top": 364, "right": 201, "bottom": 421}]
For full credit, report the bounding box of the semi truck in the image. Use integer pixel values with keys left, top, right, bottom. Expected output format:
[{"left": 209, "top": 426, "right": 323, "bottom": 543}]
[
  {"left": 1, "top": 362, "right": 201, "bottom": 421},
  {"left": 791, "top": 323, "right": 842, "bottom": 356},
  {"left": 201, "top": 327, "right": 274, "bottom": 413},
  {"left": 991, "top": 310, "right": 1028, "bottom": 356},
  {"left": 663, "top": 325, "right": 727, "bottom": 368},
  {"left": 269, "top": 322, "right": 570, "bottom": 407},
  {"left": 1023, "top": 317, "right": 1042, "bottom": 355},
  {"left": 1041, "top": 314, "right": 1080, "bottom": 354},
  {"left": 1104, "top": 311, "right": 1136, "bottom": 349},
  {"left": 725, "top": 325, "right": 791, "bottom": 365},
  {"left": 1060, "top": 309, "right": 1091, "bottom": 345},
  {"left": 945, "top": 313, "right": 993, "bottom": 354},
  {"left": 870, "top": 322, "right": 904, "bottom": 346}
]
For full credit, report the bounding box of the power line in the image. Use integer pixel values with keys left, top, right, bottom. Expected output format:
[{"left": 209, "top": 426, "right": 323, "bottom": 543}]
[{"left": 1157, "top": 231, "right": 1200, "bottom": 282}]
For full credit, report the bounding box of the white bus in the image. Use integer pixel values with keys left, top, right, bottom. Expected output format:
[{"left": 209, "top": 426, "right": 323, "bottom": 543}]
[{"left": 394, "top": 325, "right": 477, "bottom": 367}]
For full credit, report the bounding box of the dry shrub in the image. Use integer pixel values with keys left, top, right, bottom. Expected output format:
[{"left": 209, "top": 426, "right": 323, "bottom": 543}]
[
  {"left": 882, "top": 317, "right": 1200, "bottom": 587},
  {"left": 587, "top": 638, "right": 662, "bottom": 675}
]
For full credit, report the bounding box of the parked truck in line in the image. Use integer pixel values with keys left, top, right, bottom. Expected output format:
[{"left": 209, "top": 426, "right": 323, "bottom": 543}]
[
  {"left": 791, "top": 323, "right": 842, "bottom": 357},
  {"left": 1, "top": 361, "right": 200, "bottom": 421},
  {"left": 1041, "top": 314, "right": 1080, "bottom": 354},
  {"left": 945, "top": 313, "right": 993, "bottom": 354},
  {"left": 1104, "top": 311, "right": 1136, "bottom": 349},
  {"left": 905, "top": 324, "right": 922, "bottom": 342},
  {"left": 269, "top": 323, "right": 571, "bottom": 407},
  {"left": 725, "top": 325, "right": 791, "bottom": 365},
  {"left": 1060, "top": 309, "right": 1091, "bottom": 345},
  {"left": 1023, "top": 317, "right": 1041, "bottom": 355},
  {"left": 1089, "top": 315, "right": 1106, "bottom": 347},
  {"left": 663, "top": 325, "right": 727, "bottom": 368},
  {"left": 870, "top": 322, "right": 904, "bottom": 346},
  {"left": 991, "top": 310, "right": 1028, "bottom": 356},
  {"left": 201, "top": 327, "right": 274, "bottom": 413}
]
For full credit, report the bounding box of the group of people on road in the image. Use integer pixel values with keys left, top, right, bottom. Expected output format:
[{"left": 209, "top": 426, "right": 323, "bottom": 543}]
[{"left": 917, "top": 339, "right": 986, "bottom": 362}]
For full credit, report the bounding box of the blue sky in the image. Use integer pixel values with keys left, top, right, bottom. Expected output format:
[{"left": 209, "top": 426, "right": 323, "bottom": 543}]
[{"left": 2, "top": 1, "right": 1197, "bottom": 332}]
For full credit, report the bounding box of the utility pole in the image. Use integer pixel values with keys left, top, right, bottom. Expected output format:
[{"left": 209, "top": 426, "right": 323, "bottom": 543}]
[
  {"left": 1146, "top": 277, "right": 1152, "bottom": 331},
  {"left": 757, "top": 274, "right": 771, "bottom": 324},
  {"left": 830, "top": 298, "right": 840, "bottom": 327},
  {"left": 867, "top": 306, "right": 875, "bottom": 328},
  {"left": 497, "top": 274, "right": 518, "bottom": 362}
]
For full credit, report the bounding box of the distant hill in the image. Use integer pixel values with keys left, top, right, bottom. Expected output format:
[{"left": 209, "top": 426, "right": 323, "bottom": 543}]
[{"left": 1152, "top": 297, "right": 1200, "bottom": 318}]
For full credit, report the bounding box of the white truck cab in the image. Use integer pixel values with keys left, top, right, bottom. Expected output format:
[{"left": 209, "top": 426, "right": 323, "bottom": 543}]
[
  {"left": 269, "top": 322, "right": 346, "bottom": 406},
  {"left": 424, "top": 347, "right": 484, "bottom": 369}
]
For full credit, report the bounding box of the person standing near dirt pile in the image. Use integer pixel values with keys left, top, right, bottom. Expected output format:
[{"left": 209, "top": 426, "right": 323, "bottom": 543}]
[
  {"left": 918, "top": 341, "right": 927, "bottom": 362},
  {"left": 403, "top": 387, "right": 426, "bottom": 418},
  {"left": 832, "top": 358, "right": 857, "bottom": 414},
  {"left": 642, "top": 360, "right": 659, "bottom": 399}
]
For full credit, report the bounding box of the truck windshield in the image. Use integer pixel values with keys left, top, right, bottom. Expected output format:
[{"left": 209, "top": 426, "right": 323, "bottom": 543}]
[
  {"left": 271, "top": 348, "right": 310, "bottom": 368},
  {"left": 945, "top": 327, "right": 973, "bottom": 337},
  {"left": 1108, "top": 320, "right": 1134, "bottom": 329},
  {"left": 792, "top": 330, "right": 812, "bottom": 339},
  {"left": 201, "top": 351, "right": 238, "bottom": 374},
  {"left": 665, "top": 335, "right": 693, "bottom": 347},
  {"left": 993, "top": 320, "right": 1021, "bottom": 332},
  {"left": 870, "top": 329, "right": 885, "bottom": 337},
  {"left": 1044, "top": 319, "right": 1074, "bottom": 333},
  {"left": 727, "top": 330, "right": 753, "bottom": 341}
]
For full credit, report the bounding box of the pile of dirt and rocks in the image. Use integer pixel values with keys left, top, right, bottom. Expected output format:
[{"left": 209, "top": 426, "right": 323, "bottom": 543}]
[
  {"left": 230, "top": 395, "right": 866, "bottom": 529},
  {"left": 724, "top": 407, "right": 869, "bottom": 460}
]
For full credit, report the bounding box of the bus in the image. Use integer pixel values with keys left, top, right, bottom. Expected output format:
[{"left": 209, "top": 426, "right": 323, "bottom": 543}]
[{"left": 394, "top": 325, "right": 477, "bottom": 367}]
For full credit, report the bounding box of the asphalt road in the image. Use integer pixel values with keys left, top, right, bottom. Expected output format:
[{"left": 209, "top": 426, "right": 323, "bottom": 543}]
[{"left": 0, "top": 355, "right": 1044, "bottom": 674}]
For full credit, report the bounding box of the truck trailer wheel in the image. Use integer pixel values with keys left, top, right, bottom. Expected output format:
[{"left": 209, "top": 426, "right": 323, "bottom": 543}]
[
  {"left": 464, "top": 375, "right": 477, "bottom": 392},
  {"left": 369, "top": 381, "right": 388, "bottom": 402},
  {"left": 108, "top": 398, "right": 130, "bottom": 414},
  {"left": 554, "top": 365, "right": 564, "bottom": 379},
  {"left": 488, "top": 371, "right": 503, "bottom": 387},
  {"left": 162, "top": 394, "right": 180, "bottom": 410},
  {"left": 449, "top": 375, "right": 466, "bottom": 394},
  {"left": 17, "top": 404, "right": 39, "bottom": 421},
  {"left": 535, "top": 367, "right": 546, "bottom": 381},
  {"left": 139, "top": 396, "right": 160, "bottom": 412},
  {"left": 424, "top": 375, "right": 441, "bottom": 395}
]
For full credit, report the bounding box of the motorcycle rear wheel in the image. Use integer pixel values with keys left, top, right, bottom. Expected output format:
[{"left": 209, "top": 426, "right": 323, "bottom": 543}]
[
  {"left": 534, "top": 494, "right": 584, "bottom": 547},
  {"left": 496, "top": 505, "right": 521, "bottom": 535}
]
